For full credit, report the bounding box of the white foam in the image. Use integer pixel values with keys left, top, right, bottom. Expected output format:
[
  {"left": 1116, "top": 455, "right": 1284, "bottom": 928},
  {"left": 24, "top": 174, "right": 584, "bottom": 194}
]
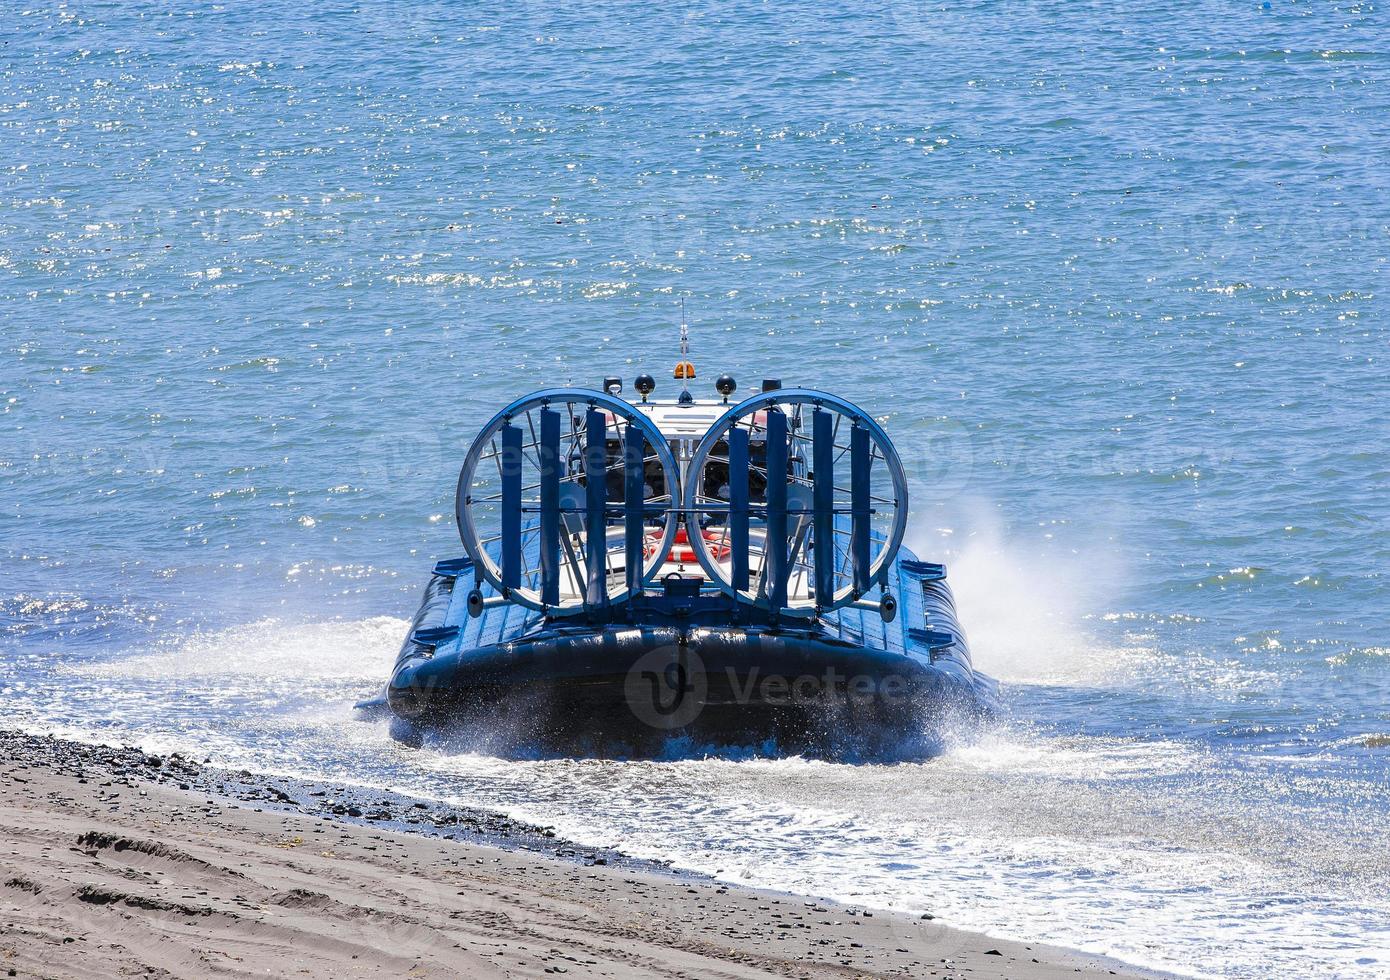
[
  {"left": 909, "top": 503, "right": 1142, "bottom": 685},
  {"left": 70, "top": 615, "right": 405, "bottom": 682}
]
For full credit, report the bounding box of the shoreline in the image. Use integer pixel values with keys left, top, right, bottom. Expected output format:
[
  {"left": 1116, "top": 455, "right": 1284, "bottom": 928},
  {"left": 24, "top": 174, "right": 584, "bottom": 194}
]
[{"left": 1, "top": 730, "right": 1162, "bottom": 978}]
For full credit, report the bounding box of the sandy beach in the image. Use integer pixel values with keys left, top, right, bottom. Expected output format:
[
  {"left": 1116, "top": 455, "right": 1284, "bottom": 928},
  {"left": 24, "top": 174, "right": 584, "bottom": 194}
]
[{"left": 0, "top": 731, "right": 1148, "bottom": 979}]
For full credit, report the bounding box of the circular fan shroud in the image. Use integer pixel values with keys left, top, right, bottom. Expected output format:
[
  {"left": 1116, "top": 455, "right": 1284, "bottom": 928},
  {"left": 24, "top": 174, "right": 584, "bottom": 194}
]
[
  {"left": 455, "top": 388, "right": 680, "bottom": 614},
  {"left": 680, "top": 388, "right": 908, "bottom": 616}
]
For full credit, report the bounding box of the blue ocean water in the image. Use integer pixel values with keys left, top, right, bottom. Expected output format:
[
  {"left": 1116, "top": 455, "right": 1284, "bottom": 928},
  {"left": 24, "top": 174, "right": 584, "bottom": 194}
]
[{"left": 2, "top": 2, "right": 1388, "bottom": 976}]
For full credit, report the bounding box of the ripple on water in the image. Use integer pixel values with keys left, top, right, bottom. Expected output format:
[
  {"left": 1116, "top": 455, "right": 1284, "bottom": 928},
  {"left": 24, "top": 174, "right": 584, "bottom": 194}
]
[{"left": 3, "top": 0, "right": 1389, "bottom": 976}]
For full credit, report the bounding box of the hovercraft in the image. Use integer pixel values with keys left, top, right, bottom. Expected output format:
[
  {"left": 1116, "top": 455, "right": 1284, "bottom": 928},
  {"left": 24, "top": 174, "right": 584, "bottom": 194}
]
[{"left": 362, "top": 342, "right": 997, "bottom": 755}]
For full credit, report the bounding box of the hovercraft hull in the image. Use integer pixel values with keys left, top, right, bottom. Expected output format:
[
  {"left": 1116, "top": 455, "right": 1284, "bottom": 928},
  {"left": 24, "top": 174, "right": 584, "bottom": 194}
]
[{"left": 373, "top": 548, "right": 996, "bottom": 756}]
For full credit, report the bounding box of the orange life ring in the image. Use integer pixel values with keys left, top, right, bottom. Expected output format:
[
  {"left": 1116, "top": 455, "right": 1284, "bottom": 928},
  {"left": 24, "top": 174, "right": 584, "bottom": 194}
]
[{"left": 644, "top": 527, "right": 730, "bottom": 564}]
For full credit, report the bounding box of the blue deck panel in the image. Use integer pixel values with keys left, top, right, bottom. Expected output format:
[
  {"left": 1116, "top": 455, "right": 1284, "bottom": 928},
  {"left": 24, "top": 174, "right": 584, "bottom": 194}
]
[{"left": 425, "top": 540, "right": 967, "bottom": 679}]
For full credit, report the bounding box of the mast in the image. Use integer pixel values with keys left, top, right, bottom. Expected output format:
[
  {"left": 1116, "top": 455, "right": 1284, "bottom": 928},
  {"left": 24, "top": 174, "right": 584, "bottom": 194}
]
[{"left": 675, "top": 300, "right": 695, "bottom": 406}]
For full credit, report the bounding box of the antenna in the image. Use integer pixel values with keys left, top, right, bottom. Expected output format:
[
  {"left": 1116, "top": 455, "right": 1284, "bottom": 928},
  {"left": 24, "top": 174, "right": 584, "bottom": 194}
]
[
  {"left": 674, "top": 300, "right": 696, "bottom": 406},
  {"left": 680, "top": 301, "right": 689, "bottom": 399}
]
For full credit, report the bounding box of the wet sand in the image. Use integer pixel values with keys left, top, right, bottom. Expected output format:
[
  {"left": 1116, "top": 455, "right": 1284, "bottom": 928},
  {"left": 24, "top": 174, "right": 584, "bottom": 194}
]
[{"left": 0, "top": 731, "right": 1152, "bottom": 978}]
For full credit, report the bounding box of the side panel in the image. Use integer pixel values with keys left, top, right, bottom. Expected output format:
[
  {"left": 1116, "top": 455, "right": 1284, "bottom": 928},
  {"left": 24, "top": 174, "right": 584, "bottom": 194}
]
[
  {"left": 539, "top": 408, "right": 562, "bottom": 607},
  {"left": 584, "top": 408, "right": 608, "bottom": 608},
  {"left": 500, "top": 422, "right": 523, "bottom": 591},
  {"left": 765, "top": 408, "right": 789, "bottom": 611},
  {"left": 624, "top": 425, "right": 647, "bottom": 596},
  {"left": 728, "top": 426, "right": 751, "bottom": 592},
  {"left": 812, "top": 408, "right": 836, "bottom": 606}
]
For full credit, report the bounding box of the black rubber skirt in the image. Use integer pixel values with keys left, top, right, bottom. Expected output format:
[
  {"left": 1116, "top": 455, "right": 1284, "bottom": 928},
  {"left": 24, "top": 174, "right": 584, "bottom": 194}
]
[{"left": 386, "top": 624, "right": 987, "bottom": 756}]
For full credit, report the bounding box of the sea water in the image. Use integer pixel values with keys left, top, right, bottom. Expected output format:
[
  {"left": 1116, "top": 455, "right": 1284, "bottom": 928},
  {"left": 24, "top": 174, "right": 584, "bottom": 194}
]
[{"left": 2, "top": 2, "right": 1388, "bottom": 977}]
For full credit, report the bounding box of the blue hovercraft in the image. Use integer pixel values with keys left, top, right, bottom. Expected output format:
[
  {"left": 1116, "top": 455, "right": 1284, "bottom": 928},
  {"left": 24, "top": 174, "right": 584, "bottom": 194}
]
[{"left": 363, "top": 347, "right": 997, "bottom": 756}]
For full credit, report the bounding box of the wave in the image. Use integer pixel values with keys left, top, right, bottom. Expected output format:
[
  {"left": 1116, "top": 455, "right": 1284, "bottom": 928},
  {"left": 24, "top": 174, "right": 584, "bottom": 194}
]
[
  {"left": 70, "top": 615, "right": 405, "bottom": 683},
  {"left": 908, "top": 503, "right": 1143, "bottom": 686}
]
